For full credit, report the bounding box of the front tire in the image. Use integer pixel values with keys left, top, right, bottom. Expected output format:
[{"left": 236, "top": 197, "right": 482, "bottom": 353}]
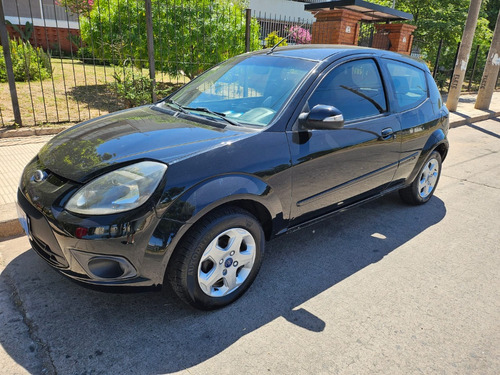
[
  {"left": 399, "top": 150, "right": 442, "bottom": 205},
  {"left": 167, "top": 207, "right": 264, "bottom": 310}
]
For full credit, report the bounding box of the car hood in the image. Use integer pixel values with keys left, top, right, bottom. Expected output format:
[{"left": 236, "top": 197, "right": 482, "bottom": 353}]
[{"left": 38, "top": 106, "right": 253, "bottom": 183}]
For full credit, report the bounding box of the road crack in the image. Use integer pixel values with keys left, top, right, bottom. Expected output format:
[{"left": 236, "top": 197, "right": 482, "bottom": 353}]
[
  {"left": 445, "top": 149, "right": 499, "bottom": 169},
  {"left": 442, "top": 174, "right": 500, "bottom": 190}
]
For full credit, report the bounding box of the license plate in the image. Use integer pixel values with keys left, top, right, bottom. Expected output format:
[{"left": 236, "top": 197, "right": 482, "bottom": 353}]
[{"left": 17, "top": 203, "right": 30, "bottom": 237}]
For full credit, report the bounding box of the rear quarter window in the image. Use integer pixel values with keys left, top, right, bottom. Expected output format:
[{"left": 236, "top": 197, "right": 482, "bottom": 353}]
[{"left": 385, "top": 60, "right": 428, "bottom": 111}]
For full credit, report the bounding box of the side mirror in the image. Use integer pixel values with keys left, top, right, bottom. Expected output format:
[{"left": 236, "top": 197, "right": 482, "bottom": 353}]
[{"left": 298, "top": 104, "right": 344, "bottom": 130}]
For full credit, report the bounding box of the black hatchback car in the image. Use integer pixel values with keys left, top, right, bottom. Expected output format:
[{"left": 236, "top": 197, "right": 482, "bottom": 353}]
[{"left": 18, "top": 46, "right": 449, "bottom": 309}]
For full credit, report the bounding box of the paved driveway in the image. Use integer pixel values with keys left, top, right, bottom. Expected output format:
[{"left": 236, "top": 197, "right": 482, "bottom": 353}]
[{"left": 1, "top": 119, "right": 499, "bottom": 374}]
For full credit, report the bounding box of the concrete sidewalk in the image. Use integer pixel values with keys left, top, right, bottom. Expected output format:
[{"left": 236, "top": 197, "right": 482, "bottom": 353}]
[{"left": 1, "top": 91, "right": 499, "bottom": 239}]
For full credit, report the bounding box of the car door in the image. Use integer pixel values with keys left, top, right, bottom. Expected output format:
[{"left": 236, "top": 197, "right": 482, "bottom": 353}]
[
  {"left": 381, "top": 58, "right": 438, "bottom": 184},
  {"left": 286, "top": 57, "right": 401, "bottom": 225}
]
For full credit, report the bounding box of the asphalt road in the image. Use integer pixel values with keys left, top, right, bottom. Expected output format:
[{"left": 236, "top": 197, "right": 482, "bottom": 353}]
[{"left": 1, "top": 119, "right": 499, "bottom": 375}]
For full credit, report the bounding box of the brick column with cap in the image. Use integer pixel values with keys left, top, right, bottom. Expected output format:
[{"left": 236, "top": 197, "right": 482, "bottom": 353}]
[
  {"left": 311, "top": 9, "right": 364, "bottom": 45},
  {"left": 374, "top": 23, "right": 417, "bottom": 55}
]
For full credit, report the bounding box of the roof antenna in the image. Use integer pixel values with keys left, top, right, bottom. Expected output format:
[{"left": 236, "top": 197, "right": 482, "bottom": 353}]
[
  {"left": 267, "top": 20, "right": 310, "bottom": 55},
  {"left": 268, "top": 37, "right": 287, "bottom": 54}
]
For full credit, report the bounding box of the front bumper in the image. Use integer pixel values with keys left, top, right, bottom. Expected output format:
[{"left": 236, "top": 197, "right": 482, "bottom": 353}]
[{"left": 17, "top": 187, "right": 168, "bottom": 288}]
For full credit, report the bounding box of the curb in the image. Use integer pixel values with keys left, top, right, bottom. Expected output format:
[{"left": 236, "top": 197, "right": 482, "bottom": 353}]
[
  {"left": 0, "top": 219, "right": 24, "bottom": 240},
  {"left": 449, "top": 110, "right": 500, "bottom": 128},
  {"left": 0, "top": 126, "right": 71, "bottom": 139},
  {"left": 0, "top": 203, "right": 23, "bottom": 240}
]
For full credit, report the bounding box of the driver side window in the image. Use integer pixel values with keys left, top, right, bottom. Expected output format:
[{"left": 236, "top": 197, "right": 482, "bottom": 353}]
[{"left": 308, "top": 59, "right": 387, "bottom": 122}]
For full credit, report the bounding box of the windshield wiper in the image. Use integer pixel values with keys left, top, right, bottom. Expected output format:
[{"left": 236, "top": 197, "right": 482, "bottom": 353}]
[
  {"left": 183, "top": 106, "right": 240, "bottom": 126},
  {"left": 163, "top": 100, "right": 239, "bottom": 126},
  {"left": 164, "top": 99, "right": 189, "bottom": 114},
  {"left": 340, "top": 85, "right": 384, "bottom": 113}
]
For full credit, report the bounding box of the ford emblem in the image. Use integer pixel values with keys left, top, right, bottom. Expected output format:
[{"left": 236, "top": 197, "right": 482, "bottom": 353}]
[{"left": 33, "top": 170, "right": 47, "bottom": 183}]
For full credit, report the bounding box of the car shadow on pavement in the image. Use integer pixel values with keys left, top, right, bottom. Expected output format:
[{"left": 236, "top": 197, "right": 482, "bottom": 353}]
[{"left": 0, "top": 192, "right": 446, "bottom": 374}]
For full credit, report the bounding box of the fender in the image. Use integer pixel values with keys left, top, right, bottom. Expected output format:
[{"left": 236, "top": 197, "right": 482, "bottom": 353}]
[
  {"left": 146, "top": 174, "right": 286, "bottom": 274},
  {"left": 405, "top": 128, "right": 449, "bottom": 186},
  {"left": 162, "top": 173, "right": 283, "bottom": 224}
]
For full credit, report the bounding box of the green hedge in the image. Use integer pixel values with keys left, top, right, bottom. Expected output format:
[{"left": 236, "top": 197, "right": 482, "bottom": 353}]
[
  {"left": 80, "top": 0, "right": 260, "bottom": 79},
  {"left": 0, "top": 39, "right": 52, "bottom": 82}
]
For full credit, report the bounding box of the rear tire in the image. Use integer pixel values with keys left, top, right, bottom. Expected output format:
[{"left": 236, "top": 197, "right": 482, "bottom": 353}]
[
  {"left": 399, "top": 151, "right": 442, "bottom": 205},
  {"left": 167, "top": 207, "right": 264, "bottom": 310}
]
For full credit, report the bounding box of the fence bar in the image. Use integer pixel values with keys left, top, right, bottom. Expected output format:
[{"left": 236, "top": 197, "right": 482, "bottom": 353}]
[
  {"left": 245, "top": 8, "right": 251, "bottom": 52},
  {"left": 15, "top": 0, "right": 37, "bottom": 125},
  {"left": 66, "top": 5, "right": 81, "bottom": 123},
  {"left": 145, "top": 0, "right": 156, "bottom": 102},
  {"left": 42, "top": 1, "right": 61, "bottom": 122},
  {"left": 76, "top": 15, "right": 90, "bottom": 119},
  {"left": 432, "top": 39, "right": 443, "bottom": 78},
  {"left": 467, "top": 45, "right": 480, "bottom": 92},
  {"left": 28, "top": 0, "right": 49, "bottom": 124},
  {"left": 0, "top": 0, "right": 22, "bottom": 125},
  {"left": 50, "top": 1, "right": 71, "bottom": 121}
]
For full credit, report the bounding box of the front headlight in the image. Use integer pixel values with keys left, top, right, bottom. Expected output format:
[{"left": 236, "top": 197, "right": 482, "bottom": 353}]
[{"left": 65, "top": 161, "right": 167, "bottom": 215}]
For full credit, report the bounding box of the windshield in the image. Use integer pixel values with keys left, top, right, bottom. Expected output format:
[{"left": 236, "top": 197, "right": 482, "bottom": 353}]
[{"left": 159, "top": 55, "right": 315, "bottom": 127}]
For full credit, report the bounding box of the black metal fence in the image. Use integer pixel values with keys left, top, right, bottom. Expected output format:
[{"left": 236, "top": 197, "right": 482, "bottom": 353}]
[
  {"left": 255, "top": 12, "right": 312, "bottom": 47},
  {"left": 1, "top": 1, "right": 498, "bottom": 128},
  {"left": 430, "top": 40, "right": 499, "bottom": 94},
  {"left": 0, "top": 0, "right": 313, "bottom": 127}
]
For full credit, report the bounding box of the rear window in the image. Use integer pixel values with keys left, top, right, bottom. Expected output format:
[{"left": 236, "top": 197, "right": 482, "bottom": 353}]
[{"left": 385, "top": 60, "right": 428, "bottom": 110}]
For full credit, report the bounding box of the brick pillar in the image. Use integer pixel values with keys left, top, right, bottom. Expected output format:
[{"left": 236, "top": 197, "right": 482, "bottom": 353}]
[
  {"left": 374, "top": 23, "right": 417, "bottom": 55},
  {"left": 311, "top": 9, "right": 364, "bottom": 45}
]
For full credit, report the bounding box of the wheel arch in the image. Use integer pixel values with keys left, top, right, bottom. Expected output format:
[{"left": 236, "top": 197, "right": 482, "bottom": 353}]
[
  {"left": 161, "top": 173, "right": 284, "bottom": 238},
  {"left": 405, "top": 129, "right": 448, "bottom": 186},
  {"left": 422, "top": 128, "right": 449, "bottom": 161},
  {"left": 184, "top": 198, "right": 275, "bottom": 241},
  {"left": 153, "top": 174, "right": 285, "bottom": 282},
  {"left": 434, "top": 141, "right": 449, "bottom": 162},
  {"left": 157, "top": 197, "right": 275, "bottom": 286}
]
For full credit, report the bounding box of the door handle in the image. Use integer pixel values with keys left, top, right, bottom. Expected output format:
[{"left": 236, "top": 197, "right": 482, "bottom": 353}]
[{"left": 380, "top": 127, "right": 396, "bottom": 140}]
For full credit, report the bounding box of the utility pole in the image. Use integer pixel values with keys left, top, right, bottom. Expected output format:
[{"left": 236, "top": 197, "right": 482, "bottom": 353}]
[
  {"left": 145, "top": 0, "right": 157, "bottom": 102},
  {"left": 475, "top": 9, "right": 500, "bottom": 109},
  {"left": 446, "top": 0, "right": 482, "bottom": 112}
]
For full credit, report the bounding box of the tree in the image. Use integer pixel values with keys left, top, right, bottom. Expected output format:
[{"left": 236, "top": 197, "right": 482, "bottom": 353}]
[
  {"left": 80, "top": 0, "right": 260, "bottom": 79},
  {"left": 55, "top": 0, "right": 94, "bottom": 15},
  {"left": 485, "top": 0, "right": 500, "bottom": 31}
]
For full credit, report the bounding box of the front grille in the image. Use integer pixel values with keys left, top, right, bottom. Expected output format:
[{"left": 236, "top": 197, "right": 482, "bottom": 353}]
[
  {"left": 29, "top": 234, "right": 68, "bottom": 268},
  {"left": 18, "top": 190, "right": 69, "bottom": 269}
]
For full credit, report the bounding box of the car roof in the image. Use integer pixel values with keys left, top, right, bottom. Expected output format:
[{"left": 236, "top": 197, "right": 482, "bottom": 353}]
[
  {"left": 260, "top": 45, "right": 364, "bottom": 61},
  {"left": 252, "top": 45, "right": 428, "bottom": 71}
]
